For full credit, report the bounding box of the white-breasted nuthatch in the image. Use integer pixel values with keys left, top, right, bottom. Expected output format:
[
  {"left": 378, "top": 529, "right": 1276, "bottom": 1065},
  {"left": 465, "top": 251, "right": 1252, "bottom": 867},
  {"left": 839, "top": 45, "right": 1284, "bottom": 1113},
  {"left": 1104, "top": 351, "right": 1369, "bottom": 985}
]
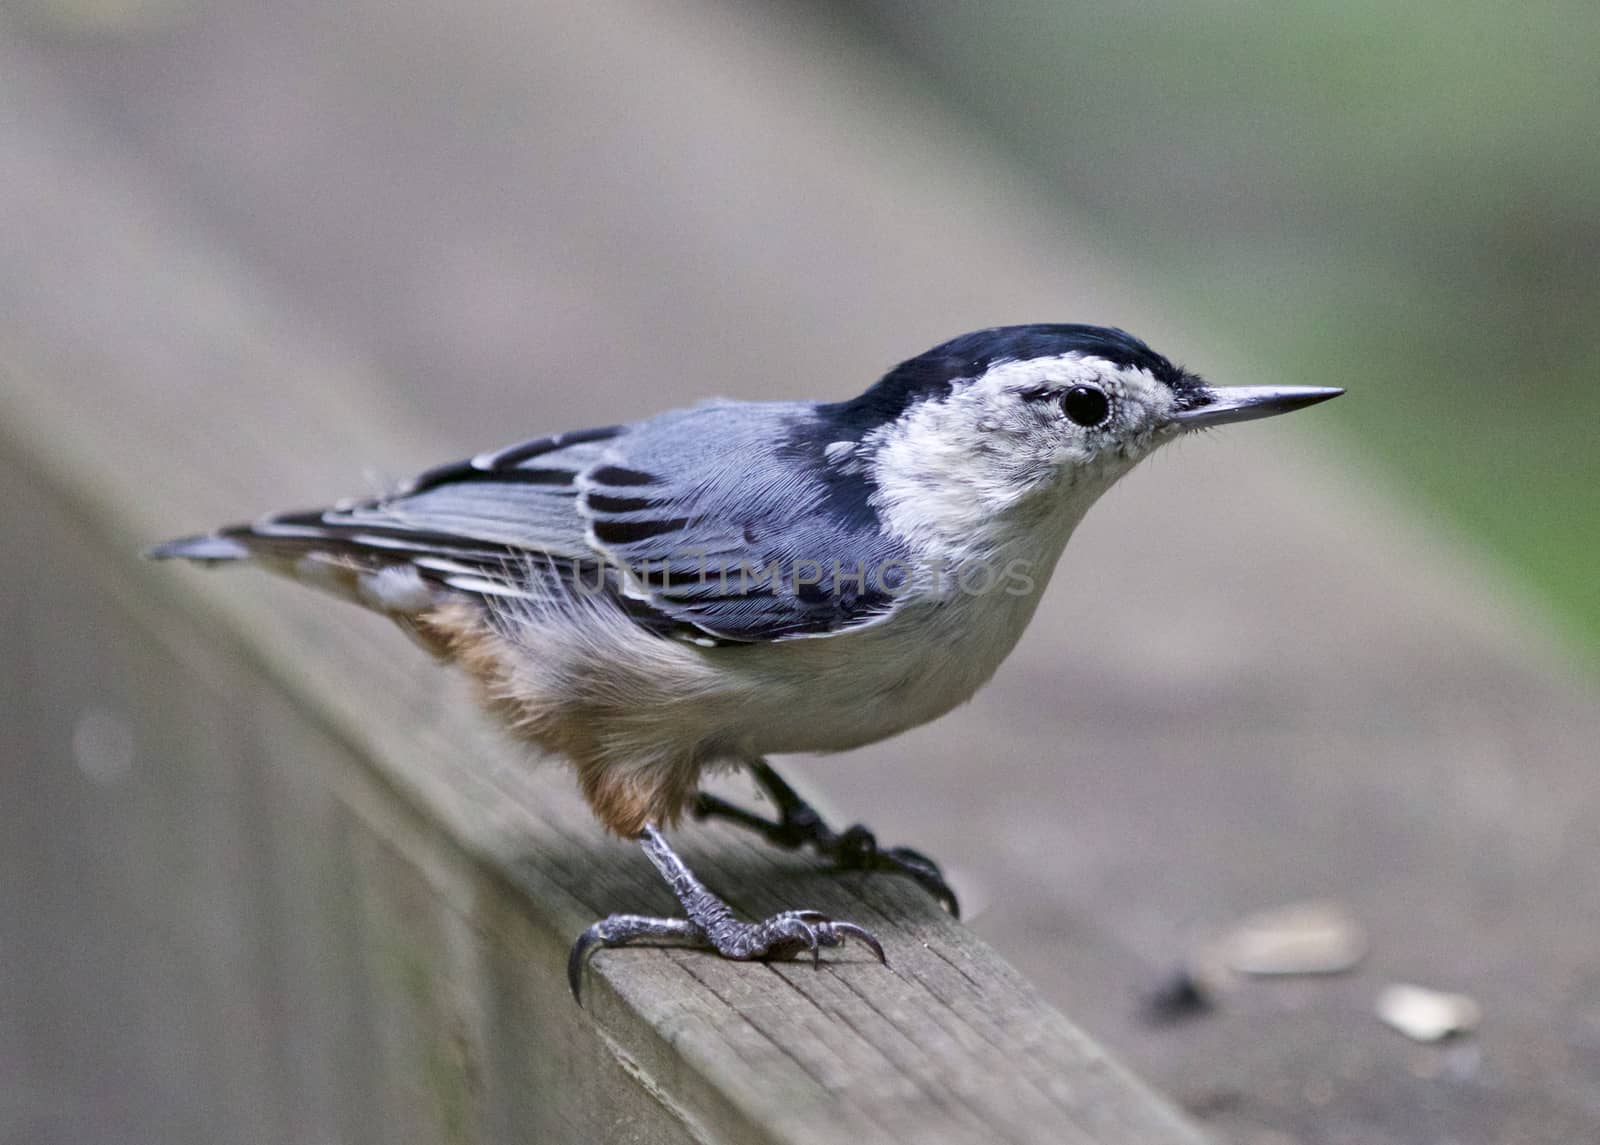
[{"left": 151, "top": 324, "right": 1342, "bottom": 1000}]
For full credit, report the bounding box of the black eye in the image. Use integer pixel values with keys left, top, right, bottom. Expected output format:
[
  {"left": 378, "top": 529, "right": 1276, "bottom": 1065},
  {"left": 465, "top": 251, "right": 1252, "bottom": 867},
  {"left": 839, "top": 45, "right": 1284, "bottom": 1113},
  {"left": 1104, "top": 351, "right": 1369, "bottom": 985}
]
[{"left": 1061, "top": 385, "right": 1110, "bottom": 427}]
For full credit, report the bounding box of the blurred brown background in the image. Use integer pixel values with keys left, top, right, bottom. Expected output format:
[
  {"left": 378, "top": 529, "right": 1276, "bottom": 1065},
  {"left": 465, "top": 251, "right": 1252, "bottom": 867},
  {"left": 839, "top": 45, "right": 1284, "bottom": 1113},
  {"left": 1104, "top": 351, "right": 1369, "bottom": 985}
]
[{"left": 2, "top": 2, "right": 1598, "bottom": 1143}]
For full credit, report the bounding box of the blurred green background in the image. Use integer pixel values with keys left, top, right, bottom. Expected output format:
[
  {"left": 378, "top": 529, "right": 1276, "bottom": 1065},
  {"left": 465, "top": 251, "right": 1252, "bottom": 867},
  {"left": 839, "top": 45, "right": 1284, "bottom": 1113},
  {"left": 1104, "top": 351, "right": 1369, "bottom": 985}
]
[{"left": 847, "top": 1, "right": 1600, "bottom": 656}]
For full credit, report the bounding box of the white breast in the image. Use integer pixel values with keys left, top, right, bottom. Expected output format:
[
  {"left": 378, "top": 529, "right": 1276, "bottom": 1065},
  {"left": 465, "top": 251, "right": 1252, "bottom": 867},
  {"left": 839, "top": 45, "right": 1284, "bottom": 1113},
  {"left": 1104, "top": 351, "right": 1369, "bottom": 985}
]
[{"left": 723, "top": 507, "right": 1082, "bottom": 757}]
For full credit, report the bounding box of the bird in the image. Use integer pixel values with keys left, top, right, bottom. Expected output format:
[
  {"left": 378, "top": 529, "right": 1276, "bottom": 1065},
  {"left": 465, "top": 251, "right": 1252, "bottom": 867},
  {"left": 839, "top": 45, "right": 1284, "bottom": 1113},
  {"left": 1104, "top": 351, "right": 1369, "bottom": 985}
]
[{"left": 149, "top": 323, "right": 1342, "bottom": 1001}]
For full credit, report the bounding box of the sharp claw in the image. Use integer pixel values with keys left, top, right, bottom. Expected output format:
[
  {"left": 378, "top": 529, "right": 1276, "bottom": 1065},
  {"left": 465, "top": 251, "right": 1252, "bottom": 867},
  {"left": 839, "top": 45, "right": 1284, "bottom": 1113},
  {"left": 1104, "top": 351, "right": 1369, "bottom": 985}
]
[
  {"left": 771, "top": 915, "right": 821, "bottom": 963},
  {"left": 821, "top": 837, "right": 962, "bottom": 918},
  {"left": 800, "top": 922, "right": 821, "bottom": 954},
  {"left": 928, "top": 880, "right": 961, "bottom": 919},
  {"left": 568, "top": 926, "right": 607, "bottom": 1006},
  {"left": 831, "top": 921, "right": 888, "bottom": 965},
  {"left": 879, "top": 847, "right": 960, "bottom": 918},
  {"left": 889, "top": 845, "right": 937, "bottom": 869}
]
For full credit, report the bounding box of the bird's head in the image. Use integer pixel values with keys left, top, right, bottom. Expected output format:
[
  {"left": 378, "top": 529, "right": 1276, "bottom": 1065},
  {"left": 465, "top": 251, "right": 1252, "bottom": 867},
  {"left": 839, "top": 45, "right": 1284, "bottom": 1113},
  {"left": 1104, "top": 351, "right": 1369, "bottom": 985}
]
[{"left": 836, "top": 324, "right": 1342, "bottom": 548}]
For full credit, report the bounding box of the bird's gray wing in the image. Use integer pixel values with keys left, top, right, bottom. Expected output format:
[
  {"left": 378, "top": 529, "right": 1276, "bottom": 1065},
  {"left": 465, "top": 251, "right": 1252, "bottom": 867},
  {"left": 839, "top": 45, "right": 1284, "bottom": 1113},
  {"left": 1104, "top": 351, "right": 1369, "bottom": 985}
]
[
  {"left": 566, "top": 401, "right": 912, "bottom": 643},
  {"left": 211, "top": 405, "right": 910, "bottom": 644}
]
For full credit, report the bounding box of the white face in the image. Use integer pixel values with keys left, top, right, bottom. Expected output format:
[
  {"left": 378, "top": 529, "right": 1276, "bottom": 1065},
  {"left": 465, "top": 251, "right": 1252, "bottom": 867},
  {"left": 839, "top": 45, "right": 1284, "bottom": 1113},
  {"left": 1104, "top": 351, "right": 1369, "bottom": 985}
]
[
  {"left": 965, "top": 352, "right": 1185, "bottom": 477},
  {"left": 863, "top": 353, "right": 1188, "bottom": 552}
]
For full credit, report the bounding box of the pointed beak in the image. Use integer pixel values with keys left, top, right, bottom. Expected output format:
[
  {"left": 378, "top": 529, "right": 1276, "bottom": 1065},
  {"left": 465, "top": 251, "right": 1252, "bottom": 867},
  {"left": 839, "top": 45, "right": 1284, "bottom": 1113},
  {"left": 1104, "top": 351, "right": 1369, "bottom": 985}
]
[{"left": 1172, "top": 385, "right": 1344, "bottom": 429}]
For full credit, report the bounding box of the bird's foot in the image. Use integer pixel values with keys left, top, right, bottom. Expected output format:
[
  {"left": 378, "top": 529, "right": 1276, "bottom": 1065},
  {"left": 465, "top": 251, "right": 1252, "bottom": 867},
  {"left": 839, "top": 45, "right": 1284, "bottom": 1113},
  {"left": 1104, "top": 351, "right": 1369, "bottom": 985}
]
[
  {"left": 693, "top": 760, "right": 960, "bottom": 916},
  {"left": 567, "top": 827, "right": 886, "bottom": 1004},
  {"left": 825, "top": 825, "right": 959, "bottom": 917}
]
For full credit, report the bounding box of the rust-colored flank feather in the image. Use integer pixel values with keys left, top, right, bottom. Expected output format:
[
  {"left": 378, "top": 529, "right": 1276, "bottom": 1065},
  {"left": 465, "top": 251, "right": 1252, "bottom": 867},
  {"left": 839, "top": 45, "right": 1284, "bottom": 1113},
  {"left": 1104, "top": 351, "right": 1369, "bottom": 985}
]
[{"left": 416, "top": 599, "right": 702, "bottom": 836}]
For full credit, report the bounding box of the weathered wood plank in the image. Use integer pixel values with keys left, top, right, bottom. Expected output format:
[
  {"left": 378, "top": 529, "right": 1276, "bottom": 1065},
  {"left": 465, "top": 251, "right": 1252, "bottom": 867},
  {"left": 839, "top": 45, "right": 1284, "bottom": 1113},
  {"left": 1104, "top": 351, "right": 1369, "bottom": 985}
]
[{"left": 0, "top": 24, "right": 1208, "bottom": 1145}]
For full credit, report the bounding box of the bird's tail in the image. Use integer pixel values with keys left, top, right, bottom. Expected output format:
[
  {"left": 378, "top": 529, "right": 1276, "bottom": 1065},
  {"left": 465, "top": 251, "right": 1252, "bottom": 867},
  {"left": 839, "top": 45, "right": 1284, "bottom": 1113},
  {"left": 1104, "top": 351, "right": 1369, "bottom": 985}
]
[
  {"left": 144, "top": 533, "right": 254, "bottom": 563},
  {"left": 144, "top": 510, "right": 531, "bottom": 617}
]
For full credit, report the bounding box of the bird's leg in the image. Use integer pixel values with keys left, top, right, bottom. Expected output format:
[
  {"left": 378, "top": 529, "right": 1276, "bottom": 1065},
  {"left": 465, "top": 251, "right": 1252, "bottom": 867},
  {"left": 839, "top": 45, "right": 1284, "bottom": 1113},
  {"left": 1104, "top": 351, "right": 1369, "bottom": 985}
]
[
  {"left": 567, "top": 824, "right": 885, "bottom": 1003},
  {"left": 693, "top": 759, "right": 960, "bottom": 917}
]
